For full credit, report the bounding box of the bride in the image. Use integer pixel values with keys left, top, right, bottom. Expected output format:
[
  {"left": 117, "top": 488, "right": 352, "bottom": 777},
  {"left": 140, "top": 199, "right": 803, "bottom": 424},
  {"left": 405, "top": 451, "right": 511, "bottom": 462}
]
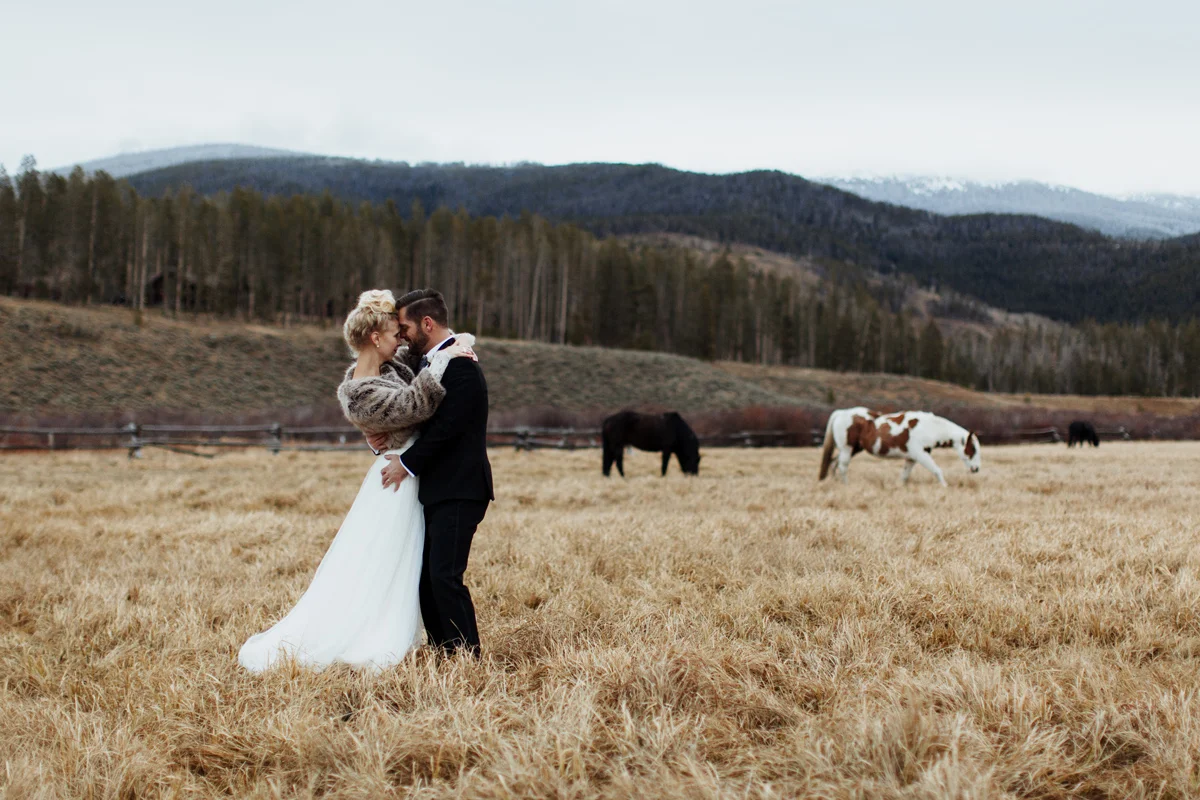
[{"left": 238, "top": 289, "right": 475, "bottom": 672}]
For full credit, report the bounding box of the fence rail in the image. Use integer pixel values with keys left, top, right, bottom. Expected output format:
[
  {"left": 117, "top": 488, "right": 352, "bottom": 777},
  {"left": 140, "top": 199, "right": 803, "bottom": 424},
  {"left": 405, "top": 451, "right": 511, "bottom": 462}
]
[{"left": 0, "top": 421, "right": 1138, "bottom": 457}]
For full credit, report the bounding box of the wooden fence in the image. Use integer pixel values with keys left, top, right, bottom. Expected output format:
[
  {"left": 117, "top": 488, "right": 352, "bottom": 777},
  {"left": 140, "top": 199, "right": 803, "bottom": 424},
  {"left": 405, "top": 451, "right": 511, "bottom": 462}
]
[
  {"left": 492, "top": 428, "right": 814, "bottom": 451},
  {"left": 0, "top": 423, "right": 814, "bottom": 457},
  {"left": 983, "top": 426, "right": 1131, "bottom": 445},
  {"left": 0, "top": 421, "right": 1134, "bottom": 457},
  {"left": 0, "top": 422, "right": 361, "bottom": 458}
]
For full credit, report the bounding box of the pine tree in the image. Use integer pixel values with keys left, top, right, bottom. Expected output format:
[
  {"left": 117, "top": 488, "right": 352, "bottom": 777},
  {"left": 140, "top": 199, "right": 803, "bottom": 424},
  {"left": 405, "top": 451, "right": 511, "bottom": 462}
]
[
  {"left": 0, "top": 167, "right": 16, "bottom": 295},
  {"left": 918, "top": 320, "right": 945, "bottom": 380}
]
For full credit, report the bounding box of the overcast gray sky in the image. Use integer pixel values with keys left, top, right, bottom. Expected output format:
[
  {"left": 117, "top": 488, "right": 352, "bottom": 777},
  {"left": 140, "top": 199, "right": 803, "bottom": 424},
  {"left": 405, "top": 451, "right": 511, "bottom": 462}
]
[{"left": 4, "top": 0, "right": 1199, "bottom": 195}]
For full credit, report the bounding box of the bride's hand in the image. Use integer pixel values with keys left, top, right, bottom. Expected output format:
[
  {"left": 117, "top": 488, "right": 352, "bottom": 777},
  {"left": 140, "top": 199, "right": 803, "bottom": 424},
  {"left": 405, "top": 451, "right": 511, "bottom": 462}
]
[{"left": 433, "top": 346, "right": 478, "bottom": 367}]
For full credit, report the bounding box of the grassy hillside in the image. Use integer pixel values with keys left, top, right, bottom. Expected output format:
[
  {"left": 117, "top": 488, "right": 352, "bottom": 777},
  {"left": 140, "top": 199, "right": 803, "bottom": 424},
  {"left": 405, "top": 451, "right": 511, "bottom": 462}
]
[
  {"left": 715, "top": 362, "right": 1200, "bottom": 417},
  {"left": 0, "top": 298, "right": 797, "bottom": 419},
  {"left": 4, "top": 298, "right": 1197, "bottom": 430}
]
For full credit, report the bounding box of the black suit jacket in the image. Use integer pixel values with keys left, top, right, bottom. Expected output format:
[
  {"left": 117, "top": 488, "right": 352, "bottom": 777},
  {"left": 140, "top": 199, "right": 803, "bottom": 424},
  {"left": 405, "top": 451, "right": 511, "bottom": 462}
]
[{"left": 399, "top": 343, "right": 494, "bottom": 507}]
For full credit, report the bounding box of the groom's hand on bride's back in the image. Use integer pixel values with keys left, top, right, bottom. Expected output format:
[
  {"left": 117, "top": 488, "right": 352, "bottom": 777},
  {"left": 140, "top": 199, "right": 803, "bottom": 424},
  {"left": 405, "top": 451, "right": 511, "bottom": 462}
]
[
  {"left": 366, "top": 431, "right": 390, "bottom": 453},
  {"left": 381, "top": 455, "right": 410, "bottom": 491}
]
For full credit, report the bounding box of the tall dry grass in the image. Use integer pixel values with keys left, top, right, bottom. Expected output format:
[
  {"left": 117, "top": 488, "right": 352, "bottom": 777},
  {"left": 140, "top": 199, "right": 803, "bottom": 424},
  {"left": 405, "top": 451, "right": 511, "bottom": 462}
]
[{"left": 2, "top": 443, "right": 1200, "bottom": 798}]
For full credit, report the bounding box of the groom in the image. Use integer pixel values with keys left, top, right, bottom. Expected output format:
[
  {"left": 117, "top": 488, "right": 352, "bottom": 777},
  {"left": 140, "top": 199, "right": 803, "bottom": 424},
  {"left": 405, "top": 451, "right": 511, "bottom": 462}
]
[{"left": 369, "top": 288, "right": 494, "bottom": 658}]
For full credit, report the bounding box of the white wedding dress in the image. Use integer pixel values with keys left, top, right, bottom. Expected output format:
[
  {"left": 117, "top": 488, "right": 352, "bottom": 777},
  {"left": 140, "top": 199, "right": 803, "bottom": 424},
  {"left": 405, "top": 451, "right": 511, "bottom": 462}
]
[{"left": 238, "top": 438, "right": 424, "bottom": 673}]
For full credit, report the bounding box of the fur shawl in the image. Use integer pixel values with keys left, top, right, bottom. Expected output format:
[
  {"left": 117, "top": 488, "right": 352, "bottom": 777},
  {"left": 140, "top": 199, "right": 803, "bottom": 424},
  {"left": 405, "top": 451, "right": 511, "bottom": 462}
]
[{"left": 337, "top": 334, "right": 476, "bottom": 451}]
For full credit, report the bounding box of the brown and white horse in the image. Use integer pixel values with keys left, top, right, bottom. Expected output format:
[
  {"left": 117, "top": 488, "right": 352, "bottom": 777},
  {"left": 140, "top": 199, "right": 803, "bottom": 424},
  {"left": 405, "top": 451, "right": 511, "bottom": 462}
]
[{"left": 819, "top": 407, "right": 981, "bottom": 486}]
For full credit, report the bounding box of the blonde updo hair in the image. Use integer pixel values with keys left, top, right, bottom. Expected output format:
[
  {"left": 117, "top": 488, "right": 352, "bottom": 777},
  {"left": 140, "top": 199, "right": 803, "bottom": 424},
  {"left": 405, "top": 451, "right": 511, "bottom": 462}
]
[{"left": 343, "top": 289, "right": 398, "bottom": 352}]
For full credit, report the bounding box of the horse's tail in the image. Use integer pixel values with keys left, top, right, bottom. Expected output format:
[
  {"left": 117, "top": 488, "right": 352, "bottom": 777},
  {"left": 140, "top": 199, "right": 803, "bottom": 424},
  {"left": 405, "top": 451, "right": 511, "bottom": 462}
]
[{"left": 818, "top": 414, "right": 837, "bottom": 481}]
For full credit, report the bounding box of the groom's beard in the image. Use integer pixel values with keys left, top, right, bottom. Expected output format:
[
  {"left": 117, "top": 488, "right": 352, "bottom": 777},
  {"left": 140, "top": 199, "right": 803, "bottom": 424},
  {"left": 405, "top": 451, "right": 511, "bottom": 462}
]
[{"left": 407, "top": 329, "right": 430, "bottom": 355}]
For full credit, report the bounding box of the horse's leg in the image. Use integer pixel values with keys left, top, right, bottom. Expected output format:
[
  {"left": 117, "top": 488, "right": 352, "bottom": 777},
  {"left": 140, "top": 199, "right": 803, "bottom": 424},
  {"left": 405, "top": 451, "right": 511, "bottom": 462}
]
[
  {"left": 910, "top": 449, "right": 946, "bottom": 487},
  {"left": 602, "top": 441, "right": 614, "bottom": 477},
  {"left": 836, "top": 449, "right": 852, "bottom": 483},
  {"left": 616, "top": 447, "right": 625, "bottom": 478},
  {"left": 900, "top": 458, "right": 916, "bottom": 484},
  {"left": 661, "top": 450, "right": 671, "bottom": 477}
]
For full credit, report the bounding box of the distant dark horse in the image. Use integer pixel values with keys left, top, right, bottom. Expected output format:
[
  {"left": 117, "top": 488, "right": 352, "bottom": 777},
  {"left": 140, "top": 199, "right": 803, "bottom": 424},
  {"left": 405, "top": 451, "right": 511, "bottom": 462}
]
[
  {"left": 1068, "top": 420, "right": 1100, "bottom": 447},
  {"left": 601, "top": 411, "right": 701, "bottom": 477}
]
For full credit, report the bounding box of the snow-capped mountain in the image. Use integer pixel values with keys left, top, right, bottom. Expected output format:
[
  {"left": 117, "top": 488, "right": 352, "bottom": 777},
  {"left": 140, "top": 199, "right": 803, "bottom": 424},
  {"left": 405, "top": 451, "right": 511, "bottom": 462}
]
[
  {"left": 822, "top": 175, "right": 1200, "bottom": 239},
  {"left": 1121, "top": 192, "right": 1200, "bottom": 216},
  {"left": 51, "top": 144, "right": 304, "bottom": 179}
]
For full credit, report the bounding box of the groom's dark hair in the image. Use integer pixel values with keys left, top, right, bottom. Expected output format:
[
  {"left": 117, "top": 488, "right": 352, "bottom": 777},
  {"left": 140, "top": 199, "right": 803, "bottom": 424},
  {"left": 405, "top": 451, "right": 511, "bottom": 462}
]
[{"left": 396, "top": 289, "right": 449, "bottom": 327}]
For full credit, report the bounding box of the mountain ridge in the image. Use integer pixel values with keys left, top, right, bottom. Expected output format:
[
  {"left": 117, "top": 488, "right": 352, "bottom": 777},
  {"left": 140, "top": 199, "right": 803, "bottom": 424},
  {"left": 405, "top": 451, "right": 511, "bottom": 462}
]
[
  {"left": 54, "top": 144, "right": 1200, "bottom": 240},
  {"left": 58, "top": 144, "right": 1200, "bottom": 239},
  {"left": 823, "top": 175, "right": 1200, "bottom": 239},
  {"left": 117, "top": 155, "right": 1200, "bottom": 325},
  {"left": 49, "top": 144, "right": 305, "bottom": 178}
]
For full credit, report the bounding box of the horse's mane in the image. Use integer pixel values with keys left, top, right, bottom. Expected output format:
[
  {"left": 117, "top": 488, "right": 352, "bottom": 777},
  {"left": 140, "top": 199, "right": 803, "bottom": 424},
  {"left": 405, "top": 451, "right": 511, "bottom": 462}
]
[{"left": 667, "top": 412, "right": 698, "bottom": 444}]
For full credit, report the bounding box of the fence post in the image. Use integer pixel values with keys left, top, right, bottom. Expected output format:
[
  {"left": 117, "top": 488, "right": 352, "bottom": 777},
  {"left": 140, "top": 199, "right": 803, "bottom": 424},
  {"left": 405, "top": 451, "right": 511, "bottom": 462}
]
[
  {"left": 47, "top": 431, "right": 55, "bottom": 450},
  {"left": 269, "top": 423, "right": 282, "bottom": 455},
  {"left": 125, "top": 422, "right": 142, "bottom": 459}
]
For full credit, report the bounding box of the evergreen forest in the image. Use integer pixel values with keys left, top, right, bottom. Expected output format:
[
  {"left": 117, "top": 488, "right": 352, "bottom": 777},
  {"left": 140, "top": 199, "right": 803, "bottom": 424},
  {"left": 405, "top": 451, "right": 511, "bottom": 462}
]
[{"left": 4, "top": 156, "right": 1200, "bottom": 398}]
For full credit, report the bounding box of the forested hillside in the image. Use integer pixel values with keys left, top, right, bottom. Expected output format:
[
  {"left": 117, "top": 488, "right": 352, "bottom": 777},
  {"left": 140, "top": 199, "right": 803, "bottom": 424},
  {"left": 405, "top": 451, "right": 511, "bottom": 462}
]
[
  {"left": 3, "top": 159, "right": 1200, "bottom": 397},
  {"left": 122, "top": 157, "right": 1200, "bottom": 324}
]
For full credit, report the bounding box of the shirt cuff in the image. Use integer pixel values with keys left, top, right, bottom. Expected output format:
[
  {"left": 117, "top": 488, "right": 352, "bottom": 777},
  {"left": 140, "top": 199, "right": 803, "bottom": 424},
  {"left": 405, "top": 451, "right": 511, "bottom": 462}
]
[{"left": 399, "top": 457, "right": 415, "bottom": 477}]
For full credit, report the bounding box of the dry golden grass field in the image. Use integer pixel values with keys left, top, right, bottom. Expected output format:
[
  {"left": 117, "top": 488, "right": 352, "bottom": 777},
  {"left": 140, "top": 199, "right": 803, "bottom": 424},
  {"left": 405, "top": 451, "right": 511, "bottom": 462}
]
[{"left": 3, "top": 443, "right": 1200, "bottom": 798}]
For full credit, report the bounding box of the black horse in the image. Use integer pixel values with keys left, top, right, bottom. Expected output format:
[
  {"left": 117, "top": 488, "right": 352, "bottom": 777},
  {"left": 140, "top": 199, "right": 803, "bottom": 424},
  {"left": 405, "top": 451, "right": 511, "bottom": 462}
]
[
  {"left": 1068, "top": 420, "right": 1100, "bottom": 447},
  {"left": 601, "top": 410, "right": 701, "bottom": 477}
]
